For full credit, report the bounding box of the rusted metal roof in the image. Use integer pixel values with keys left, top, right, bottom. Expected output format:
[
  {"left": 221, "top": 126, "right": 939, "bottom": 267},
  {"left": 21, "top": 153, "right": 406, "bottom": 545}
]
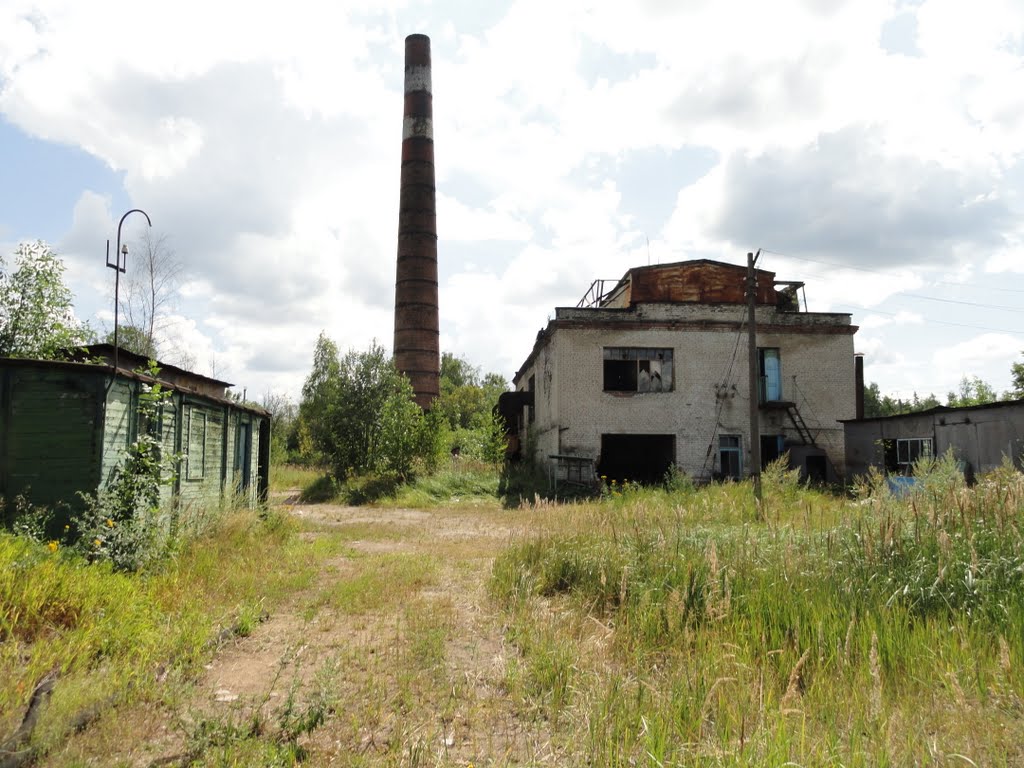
[{"left": 577, "top": 259, "right": 797, "bottom": 308}]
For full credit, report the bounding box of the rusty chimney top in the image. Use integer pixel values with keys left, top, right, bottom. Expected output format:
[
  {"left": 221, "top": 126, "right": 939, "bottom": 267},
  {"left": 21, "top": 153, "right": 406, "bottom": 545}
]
[{"left": 393, "top": 33, "right": 440, "bottom": 410}]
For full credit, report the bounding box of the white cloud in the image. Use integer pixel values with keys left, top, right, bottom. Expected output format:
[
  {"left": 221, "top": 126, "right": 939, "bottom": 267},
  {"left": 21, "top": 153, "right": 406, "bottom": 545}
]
[
  {"left": 1, "top": 0, "right": 1023, "bottom": 401},
  {"left": 436, "top": 194, "right": 533, "bottom": 242},
  {"left": 931, "top": 333, "right": 1024, "bottom": 380},
  {"left": 858, "top": 310, "right": 924, "bottom": 330}
]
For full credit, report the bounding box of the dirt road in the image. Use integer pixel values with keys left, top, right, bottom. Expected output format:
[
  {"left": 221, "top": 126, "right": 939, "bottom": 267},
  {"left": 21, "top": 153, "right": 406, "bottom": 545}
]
[{"left": 55, "top": 501, "right": 565, "bottom": 767}]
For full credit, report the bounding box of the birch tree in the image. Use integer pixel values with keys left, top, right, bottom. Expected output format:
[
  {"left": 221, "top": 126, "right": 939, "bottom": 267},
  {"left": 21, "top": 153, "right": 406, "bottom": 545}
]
[{"left": 119, "top": 230, "right": 182, "bottom": 358}]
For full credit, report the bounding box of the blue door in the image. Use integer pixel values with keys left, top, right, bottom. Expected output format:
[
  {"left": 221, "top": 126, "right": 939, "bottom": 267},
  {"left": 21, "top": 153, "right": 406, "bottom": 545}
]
[{"left": 759, "top": 348, "right": 782, "bottom": 402}]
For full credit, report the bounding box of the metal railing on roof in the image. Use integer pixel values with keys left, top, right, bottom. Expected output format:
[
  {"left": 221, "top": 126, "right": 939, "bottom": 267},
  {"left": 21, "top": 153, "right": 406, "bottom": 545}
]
[{"left": 577, "top": 279, "right": 618, "bottom": 308}]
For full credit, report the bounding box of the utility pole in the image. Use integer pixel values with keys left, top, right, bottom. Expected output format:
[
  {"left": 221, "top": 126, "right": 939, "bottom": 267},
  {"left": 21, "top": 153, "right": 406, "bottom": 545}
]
[{"left": 746, "top": 250, "right": 762, "bottom": 506}]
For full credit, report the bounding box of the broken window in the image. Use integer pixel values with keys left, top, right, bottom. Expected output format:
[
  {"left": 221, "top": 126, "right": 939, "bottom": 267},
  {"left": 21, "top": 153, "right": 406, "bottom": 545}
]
[
  {"left": 719, "top": 435, "right": 742, "bottom": 480},
  {"left": 603, "top": 348, "right": 673, "bottom": 392}
]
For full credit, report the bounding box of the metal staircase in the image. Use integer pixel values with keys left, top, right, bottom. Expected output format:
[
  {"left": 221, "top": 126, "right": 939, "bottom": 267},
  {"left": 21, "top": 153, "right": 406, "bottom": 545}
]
[{"left": 786, "top": 403, "right": 816, "bottom": 445}]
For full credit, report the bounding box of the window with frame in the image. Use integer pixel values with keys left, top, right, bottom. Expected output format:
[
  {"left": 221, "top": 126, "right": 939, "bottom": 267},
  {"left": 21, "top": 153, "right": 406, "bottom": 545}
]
[
  {"left": 185, "top": 407, "right": 207, "bottom": 480},
  {"left": 603, "top": 348, "right": 673, "bottom": 392},
  {"left": 719, "top": 435, "right": 742, "bottom": 480},
  {"left": 896, "top": 437, "right": 932, "bottom": 469}
]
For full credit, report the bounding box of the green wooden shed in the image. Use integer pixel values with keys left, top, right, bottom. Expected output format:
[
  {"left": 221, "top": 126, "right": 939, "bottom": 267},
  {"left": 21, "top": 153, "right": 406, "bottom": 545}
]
[{"left": 0, "top": 346, "right": 270, "bottom": 530}]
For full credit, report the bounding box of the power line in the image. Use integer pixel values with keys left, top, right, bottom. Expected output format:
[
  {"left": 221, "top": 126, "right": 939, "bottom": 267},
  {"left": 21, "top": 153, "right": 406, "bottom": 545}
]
[
  {"left": 761, "top": 248, "right": 1024, "bottom": 295},
  {"left": 756, "top": 249, "right": 1024, "bottom": 316},
  {"left": 836, "top": 303, "right": 1024, "bottom": 335},
  {"left": 899, "top": 293, "right": 1024, "bottom": 313}
]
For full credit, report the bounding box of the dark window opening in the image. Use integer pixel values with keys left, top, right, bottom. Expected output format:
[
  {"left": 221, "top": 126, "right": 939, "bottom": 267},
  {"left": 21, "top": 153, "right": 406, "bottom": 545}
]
[
  {"left": 804, "top": 454, "right": 827, "bottom": 483},
  {"left": 603, "top": 348, "right": 673, "bottom": 392},
  {"left": 598, "top": 434, "right": 675, "bottom": 484},
  {"left": 882, "top": 439, "right": 898, "bottom": 473},
  {"left": 760, "top": 434, "right": 785, "bottom": 469},
  {"left": 604, "top": 359, "right": 637, "bottom": 391},
  {"left": 528, "top": 374, "right": 536, "bottom": 423}
]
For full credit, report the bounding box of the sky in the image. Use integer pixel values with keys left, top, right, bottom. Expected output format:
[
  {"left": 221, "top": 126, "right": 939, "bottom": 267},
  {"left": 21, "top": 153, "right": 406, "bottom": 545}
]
[{"left": 1, "top": 0, "right": 1023, "bottom": 404}]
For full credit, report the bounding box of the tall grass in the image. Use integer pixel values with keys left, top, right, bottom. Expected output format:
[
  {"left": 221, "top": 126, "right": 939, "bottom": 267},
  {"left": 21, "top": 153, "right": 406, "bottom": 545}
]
[
  {"left": 389, "top": 460, "right": 501, "bottom": 508},
  {"left": 292, "top": 459, "right": 506, "bottom": 508},
  {"left": 490, "top": 456, "right": 1024, "bottom": 765},
  {"left": 270, "top": 463, "right": 325, "bottom": 493}
]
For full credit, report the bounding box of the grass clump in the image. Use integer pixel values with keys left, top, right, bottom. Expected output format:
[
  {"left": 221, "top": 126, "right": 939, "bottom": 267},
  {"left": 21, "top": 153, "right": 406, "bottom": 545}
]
[{"left": 389, "top": 461, "right": 501, "bottom": 508}]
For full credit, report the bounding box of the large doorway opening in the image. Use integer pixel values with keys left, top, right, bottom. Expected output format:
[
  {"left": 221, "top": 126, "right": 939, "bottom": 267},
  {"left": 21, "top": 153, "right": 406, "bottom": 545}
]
[{"left": 599, "top": 434, "right": 675, "bottom": 484}]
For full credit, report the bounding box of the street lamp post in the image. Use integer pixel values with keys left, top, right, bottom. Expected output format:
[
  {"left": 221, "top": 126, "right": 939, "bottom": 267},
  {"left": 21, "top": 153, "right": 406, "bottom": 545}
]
[{"left": 106, "top": 208, "right": 152, "bottom": 375}]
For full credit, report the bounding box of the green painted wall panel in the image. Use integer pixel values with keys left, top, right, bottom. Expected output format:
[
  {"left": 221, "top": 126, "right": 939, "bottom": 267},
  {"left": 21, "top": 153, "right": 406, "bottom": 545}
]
[
  {"left": 100, "top": 379, "right": 135, "bottom": 487},
  {"left": 0, "top": 368, "right": 104, "bottom": 528}
]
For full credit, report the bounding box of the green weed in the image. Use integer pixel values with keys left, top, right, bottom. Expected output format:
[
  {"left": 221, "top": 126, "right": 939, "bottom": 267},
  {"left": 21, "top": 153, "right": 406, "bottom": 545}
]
[{"left": 490, "top": 468, "right": 1024, "bottom": 765}]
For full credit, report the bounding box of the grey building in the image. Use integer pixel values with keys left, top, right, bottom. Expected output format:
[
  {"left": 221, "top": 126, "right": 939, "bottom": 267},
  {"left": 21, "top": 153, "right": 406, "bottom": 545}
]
[
  {"left": 843, "top": 399, "right": 1024, "bottom": 479},
  {"left": 509, "top": 260, "right": 859, "bottom": 484}
]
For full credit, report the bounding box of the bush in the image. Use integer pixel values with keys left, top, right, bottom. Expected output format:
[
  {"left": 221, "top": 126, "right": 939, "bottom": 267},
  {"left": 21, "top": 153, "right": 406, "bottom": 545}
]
[{"left": 298, "top": 337, "right": 435, "bottom": 481}]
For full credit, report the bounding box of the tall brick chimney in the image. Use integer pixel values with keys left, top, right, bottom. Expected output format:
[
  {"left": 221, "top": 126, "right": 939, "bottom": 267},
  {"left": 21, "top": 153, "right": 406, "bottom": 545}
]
[{"left": 393, "top": 33, "right": 440, "bottom": 409}]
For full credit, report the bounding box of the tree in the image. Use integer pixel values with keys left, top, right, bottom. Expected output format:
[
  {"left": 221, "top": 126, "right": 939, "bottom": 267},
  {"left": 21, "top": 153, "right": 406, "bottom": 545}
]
[
  {"left": 119, "top": 230, "right": 182, "bottom": 359},
  {"left": 432, "top": 352, "right": 509, "bottom": 463},
  {"left": 434, "top": 352, "right": 509, "bottom": 431},
  {"left": 946, "top": 375, "right": 998, "bottom": 408},
  {"left": 0, "top": 240, "right": 89, "bottom": 359},
  {"left": 261, "top": 391, "right": 299, "bottom": 464},
  {"left": 103, "top": 325, "right": 157, "bottom": 359},
  {"left": 863, "top": 382, "right": 941, "bottom": 418},
  {"left": 1009, "top": 354, "right": 1024, "bottom": 399},
  {"left": 298, "top": 335, "right": 432, "bottom": 479},
  {"left": 298, "top": 333, "right": 342, "bottom": 466}
]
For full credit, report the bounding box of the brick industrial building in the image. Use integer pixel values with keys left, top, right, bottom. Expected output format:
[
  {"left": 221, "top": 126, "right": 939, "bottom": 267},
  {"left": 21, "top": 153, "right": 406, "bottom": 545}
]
[{"left": 507, "top": 260, "right": 859, "bottom": 486}]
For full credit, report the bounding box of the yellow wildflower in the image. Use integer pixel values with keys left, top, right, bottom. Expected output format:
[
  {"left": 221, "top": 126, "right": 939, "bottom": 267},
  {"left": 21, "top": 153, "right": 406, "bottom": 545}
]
[
  {"left": 106, "top": 518, "right": 114, "bottom": 528},
  {"left": 94, "top": 538, "right": 102, "bottom": 548},
  {"left": 47, "top": 541, "right": 58, "bottom": 553}
]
